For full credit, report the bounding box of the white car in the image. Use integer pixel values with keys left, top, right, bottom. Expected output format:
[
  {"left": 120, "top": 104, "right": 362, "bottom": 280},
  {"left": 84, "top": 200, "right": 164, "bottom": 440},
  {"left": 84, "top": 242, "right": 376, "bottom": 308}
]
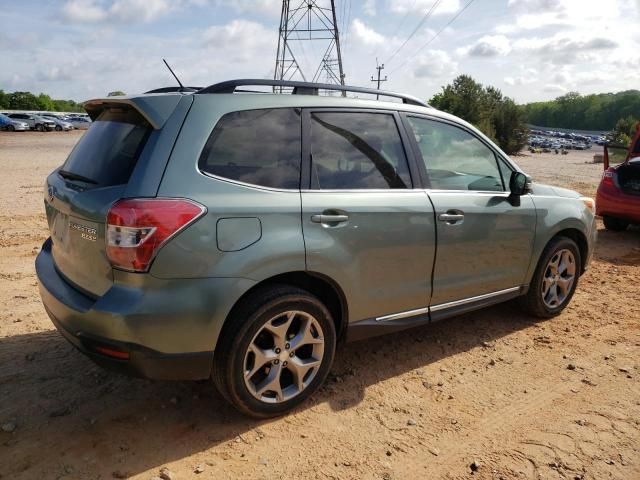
[
  {"left": 7, "top": 113, "right": 55, "bottom": 131},
  {"left": 41, "top": 115, "right": 74, "bottom": 131},
  {"left": 68, "top": 117, "right": 92, "bottom": 130}
]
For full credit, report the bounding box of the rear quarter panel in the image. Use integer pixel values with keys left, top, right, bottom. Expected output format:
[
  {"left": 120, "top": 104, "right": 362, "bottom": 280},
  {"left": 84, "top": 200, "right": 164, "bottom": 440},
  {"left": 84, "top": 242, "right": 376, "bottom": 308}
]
[{"left": 152, "top": 95, "right": 306, "bottom": 281}]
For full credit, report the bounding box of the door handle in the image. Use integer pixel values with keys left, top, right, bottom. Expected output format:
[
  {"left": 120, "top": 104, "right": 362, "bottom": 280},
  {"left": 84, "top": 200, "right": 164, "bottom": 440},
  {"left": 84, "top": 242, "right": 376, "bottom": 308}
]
[
  {"left": 438, "top": 212, "right": 465, "bottom": 224},
  {"left": 311, "top": 214, "right": 349, "bottom": 224}
]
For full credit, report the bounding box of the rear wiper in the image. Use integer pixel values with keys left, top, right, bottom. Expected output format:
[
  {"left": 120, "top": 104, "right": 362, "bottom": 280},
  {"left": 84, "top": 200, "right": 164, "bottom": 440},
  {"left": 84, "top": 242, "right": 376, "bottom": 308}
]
[{"left": 58, "top": 169, "right": 98, "bottom": 185}]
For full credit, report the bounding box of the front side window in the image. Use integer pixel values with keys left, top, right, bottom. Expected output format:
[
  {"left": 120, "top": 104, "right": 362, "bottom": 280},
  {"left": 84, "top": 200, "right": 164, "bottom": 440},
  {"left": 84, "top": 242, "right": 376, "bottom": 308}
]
[
  {"left": 407, "top": 116, "right": 505, "bottom": 192},
  {"left": 310, "top": 112, "right": 411, "bottom": 190},
  {"left": 199, "top": 108, "right": 301, "bottom": 189}
]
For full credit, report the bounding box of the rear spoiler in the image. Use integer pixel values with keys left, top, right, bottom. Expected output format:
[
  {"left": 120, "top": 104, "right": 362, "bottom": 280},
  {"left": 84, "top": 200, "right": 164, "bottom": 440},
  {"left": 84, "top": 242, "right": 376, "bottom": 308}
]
[{"left": 83, "top": 95, "right": 186, "bottom": 130}]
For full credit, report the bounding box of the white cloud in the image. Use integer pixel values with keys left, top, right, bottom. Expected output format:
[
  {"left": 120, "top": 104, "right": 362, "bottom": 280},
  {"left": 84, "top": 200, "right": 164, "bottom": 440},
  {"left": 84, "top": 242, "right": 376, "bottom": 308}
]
[
  {"left": 543, "top": 84, "right": 568, "bottom": 94},
  {"left": 203, "top": 19, "right": 275, "bottom": 55},
  {"left": 351, "top": 19, "right": 385, "bottom": 46},
  {"left": 495, "top": 12, "right": 568, "bottom": 33},
  {"left": 459, "top": 35, "right": 511, "bottom": 57},
  {"left": 363, "top": 0, "right": 377, "bottom": 16},
  {"left": 413, "top": 50, "right": 457, "bottom": 78},
  {"left": 61, "top": 0, "right": 176, "bottom": 23},
  {"left": 389, "top": 0, "right": 460, "bottom": 15},
  {"left": 215, "top": 0, "right": 281, "bottom": 17},
  {"left": 507, "top": 0, "right": 564, "bottom": 11},
  {"left": 504, "top": 75, "right": 537, "bottom": 86},
  {"left": 514, "top": 34, "right": 618, "bottom": 55},
  {"left": 61, "top": 0, "right": 108, "bottom": 22}
]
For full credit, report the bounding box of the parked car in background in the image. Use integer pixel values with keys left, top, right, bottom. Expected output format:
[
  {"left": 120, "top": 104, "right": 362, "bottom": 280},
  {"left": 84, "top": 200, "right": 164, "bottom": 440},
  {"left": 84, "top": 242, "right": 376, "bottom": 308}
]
[
  {"left": 0, "top": 113, "right": 29, "bottom": 131},
  {"left": 68, "top": 117, "right": 92, "bottom": 129},
  {"left": 37, "top": 79, "right": 597, "bottom": 418},
  {"left": 41, "top": 115, "right": 74, "bottom": 131},
  {"left": 7, "top": 113, "right": 55, "bottom": 131},
  {"left": 596, "top": 123, "right": 640, "bottom": 230}
]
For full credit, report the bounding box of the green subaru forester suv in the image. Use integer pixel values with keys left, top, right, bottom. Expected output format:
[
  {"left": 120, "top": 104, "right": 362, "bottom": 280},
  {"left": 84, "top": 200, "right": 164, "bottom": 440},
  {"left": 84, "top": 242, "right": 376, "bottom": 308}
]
[{"left": 37, "top": 80, "right": 597, "bottom": 417}]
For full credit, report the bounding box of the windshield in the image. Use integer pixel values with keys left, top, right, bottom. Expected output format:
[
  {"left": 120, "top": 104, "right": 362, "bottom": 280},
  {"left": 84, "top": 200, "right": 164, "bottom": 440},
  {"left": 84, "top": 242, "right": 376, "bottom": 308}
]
[{"left": 61, "top": 107, "right": 151, "bottom": 186}]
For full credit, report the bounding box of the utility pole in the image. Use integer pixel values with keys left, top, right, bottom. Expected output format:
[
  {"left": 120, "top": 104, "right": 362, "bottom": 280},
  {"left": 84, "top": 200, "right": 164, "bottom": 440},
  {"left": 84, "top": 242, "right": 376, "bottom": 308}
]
[
  {"left": 274, "top": 0, "right": 345, "bottom": 94},
  {"left": 370, "top": 59, "right": 387, "bottom": 99}
]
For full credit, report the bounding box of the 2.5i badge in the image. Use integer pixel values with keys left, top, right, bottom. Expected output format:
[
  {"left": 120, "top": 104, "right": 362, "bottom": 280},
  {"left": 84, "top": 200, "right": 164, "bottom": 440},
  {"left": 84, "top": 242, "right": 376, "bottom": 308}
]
[{"left": 70, "top": 222, "right": 97, "bottom": 242}]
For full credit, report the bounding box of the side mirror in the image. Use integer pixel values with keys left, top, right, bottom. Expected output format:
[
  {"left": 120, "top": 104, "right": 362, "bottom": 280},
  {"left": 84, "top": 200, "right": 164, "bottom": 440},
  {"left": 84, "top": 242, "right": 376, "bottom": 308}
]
[{"left": 509, "top": 171, "right": 529, "bottom": 196}]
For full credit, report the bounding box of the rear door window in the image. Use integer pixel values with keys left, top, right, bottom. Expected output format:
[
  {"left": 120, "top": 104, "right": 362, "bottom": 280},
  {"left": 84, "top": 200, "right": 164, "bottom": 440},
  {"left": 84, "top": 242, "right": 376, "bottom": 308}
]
[
  {"left": 309, "top": 111, "right": 411, "bottom": 189},
  {"left": 199, "top": 108, "right": 302, "bottom": 189},
  {"left": 62, "top": 107, "right": 151, "bottom": 186}
]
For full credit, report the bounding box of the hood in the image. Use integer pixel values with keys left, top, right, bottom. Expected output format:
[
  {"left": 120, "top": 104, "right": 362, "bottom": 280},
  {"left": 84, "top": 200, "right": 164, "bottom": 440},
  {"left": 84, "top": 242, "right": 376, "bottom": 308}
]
[{"left": 529, "top": 182, "right": 582, "bottom": 199}]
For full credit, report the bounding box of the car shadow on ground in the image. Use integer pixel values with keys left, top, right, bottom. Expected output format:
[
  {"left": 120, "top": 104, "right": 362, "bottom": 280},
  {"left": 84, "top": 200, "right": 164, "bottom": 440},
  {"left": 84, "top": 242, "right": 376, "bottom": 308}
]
[
  {"left": 2, "top": 225, "right": 637, "bottom": 478},
  {"left": 592, "top": 226, "right": 640, "bottom": 265},
  {"left": 0, "top": 301, "right": 543, "bottom": 478}
]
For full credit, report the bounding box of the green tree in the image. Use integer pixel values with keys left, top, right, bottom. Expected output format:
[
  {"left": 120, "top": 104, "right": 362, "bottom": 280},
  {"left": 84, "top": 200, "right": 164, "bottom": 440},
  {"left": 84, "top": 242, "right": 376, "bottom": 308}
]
[
  {"left": 0, "top": 90, "right": 8, "bottom": 109},
  {"left": 8, "top": 91, "right": 40, "bottom": 110},
  {"left": 37, "top": 93, "right": 55, "bottom": 111},
  {"left": 108, "top": 91, "right": 126, "bottom": 96},
  {"left": 522, "top": 90, "right": 640, "bottom": 131},
  {"left": 612, "top": 115, "right": 638, "bottom": 145},
  {"left": 430, "top": 75, "right": 528, "bottom": 154}
]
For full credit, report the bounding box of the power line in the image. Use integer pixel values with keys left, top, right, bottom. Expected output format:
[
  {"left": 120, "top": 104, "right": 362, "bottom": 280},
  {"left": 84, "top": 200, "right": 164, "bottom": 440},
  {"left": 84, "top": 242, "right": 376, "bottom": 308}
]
[
  {"left": 390, "top": 0, "right": 419, "bottom": 39},
  {"left": 384, "top": 0, "right": 443, "bottom": 66},
  {"left": 390, "top": 0, "right": 478, "bottom": 74}
]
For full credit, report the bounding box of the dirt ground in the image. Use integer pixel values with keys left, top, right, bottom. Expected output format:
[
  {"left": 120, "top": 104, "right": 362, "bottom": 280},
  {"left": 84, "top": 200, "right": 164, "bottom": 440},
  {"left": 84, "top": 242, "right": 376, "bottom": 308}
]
[{"left": 0, "top": 131, "right": 638, "bottom": 480}]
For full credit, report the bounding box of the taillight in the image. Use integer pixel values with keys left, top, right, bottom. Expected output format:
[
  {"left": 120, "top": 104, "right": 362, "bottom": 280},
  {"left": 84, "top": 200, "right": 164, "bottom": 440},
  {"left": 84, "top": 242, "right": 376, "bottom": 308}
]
[
  {"left": 602, "top": 168, "right": 617, "bottom": 188},
  {"left": 106, "top": 198, "right": 206, "bottom": 272}
]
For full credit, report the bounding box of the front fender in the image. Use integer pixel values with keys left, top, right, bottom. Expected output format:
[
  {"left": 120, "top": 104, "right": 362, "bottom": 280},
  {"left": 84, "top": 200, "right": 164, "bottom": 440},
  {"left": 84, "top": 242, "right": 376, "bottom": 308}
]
[{"left": 526, "top": 194, "right": 596, "bottom": 284}]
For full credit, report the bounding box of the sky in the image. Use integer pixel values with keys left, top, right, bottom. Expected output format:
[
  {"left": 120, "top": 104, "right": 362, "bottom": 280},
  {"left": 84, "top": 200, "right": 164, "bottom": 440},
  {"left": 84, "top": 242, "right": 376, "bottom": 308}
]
[{"left": 0, "top": 0, "right": 638, "bottom": 104}]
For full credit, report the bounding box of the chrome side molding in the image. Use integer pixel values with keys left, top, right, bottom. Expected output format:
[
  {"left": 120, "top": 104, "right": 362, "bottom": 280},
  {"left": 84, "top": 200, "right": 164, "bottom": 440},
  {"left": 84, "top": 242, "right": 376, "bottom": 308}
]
[
  {"left": 375, "top": 286, "right": 521, "bottom": 322},
  {"left": 430, "top": 287, "right": 521, "bottom": 312},
  {"left": 376, "top": 307, "right": 429, "bottom": 323}
]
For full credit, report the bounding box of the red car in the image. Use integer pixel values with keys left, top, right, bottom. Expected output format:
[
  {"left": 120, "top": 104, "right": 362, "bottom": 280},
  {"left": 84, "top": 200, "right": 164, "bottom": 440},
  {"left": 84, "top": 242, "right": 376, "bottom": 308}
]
[{"left": 596, "top": 123, "right": 640, "bottom": 230}]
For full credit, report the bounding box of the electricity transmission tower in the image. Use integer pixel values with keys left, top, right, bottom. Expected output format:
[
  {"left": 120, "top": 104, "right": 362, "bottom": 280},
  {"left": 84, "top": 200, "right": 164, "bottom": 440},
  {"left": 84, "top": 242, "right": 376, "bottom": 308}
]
[{"left": 274, "top": 0, "right": 345, "bottom": 93}]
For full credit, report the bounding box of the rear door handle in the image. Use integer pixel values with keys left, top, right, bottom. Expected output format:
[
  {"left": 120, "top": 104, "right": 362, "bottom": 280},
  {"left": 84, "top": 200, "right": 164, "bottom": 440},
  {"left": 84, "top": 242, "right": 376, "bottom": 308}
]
[
  {"left": 311, "top": 214, "right": 349, "bottom": 224},
  {"left": 438, "top": 212, "right": 465, "bottom": 224}
]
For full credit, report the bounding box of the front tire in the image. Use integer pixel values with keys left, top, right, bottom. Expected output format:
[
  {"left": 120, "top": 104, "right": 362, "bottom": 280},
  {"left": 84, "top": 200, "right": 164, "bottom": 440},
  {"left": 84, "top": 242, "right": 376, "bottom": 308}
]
[
  {"left": 603, "top": 216, "right": 628, "bottom": 231},
  {"left": 55, "top": 125, "right": 62, "bottom": 131},
  {"left": 35, "top": 124, "right": 44, "bottom": 132},
  {"left": 520, "top": 236, "right": 581, "bottom": 318},
  {"left": 213, "top": 285, "right": 336, "bottom": 418}
]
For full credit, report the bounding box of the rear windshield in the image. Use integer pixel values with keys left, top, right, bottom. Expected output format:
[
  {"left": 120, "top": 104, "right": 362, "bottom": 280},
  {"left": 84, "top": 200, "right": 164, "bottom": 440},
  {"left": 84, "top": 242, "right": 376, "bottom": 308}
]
[{"left": 62, "top": 107, "right": 151, "bottom": 187}]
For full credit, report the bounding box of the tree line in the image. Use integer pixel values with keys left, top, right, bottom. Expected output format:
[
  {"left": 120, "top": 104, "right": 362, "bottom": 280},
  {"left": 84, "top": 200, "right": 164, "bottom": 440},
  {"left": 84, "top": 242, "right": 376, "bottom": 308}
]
[
  {"left": 0, "top": 90, "right": 85, "bottom": 113},
  {"left": 523, "top": 90, "right": 640, "bottom": 132},
  {"left": 430, "top": 76, "right": 640, "bottom": 153}
]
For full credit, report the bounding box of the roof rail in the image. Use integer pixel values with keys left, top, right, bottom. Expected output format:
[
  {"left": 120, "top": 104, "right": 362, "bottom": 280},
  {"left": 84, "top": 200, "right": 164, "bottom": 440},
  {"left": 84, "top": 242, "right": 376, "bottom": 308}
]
[
  {"left": 196, "top": 79, "right": 430, "bottom": 108},
  {"left": 145, "top": 86, "right": 202, "bottom": 94}
]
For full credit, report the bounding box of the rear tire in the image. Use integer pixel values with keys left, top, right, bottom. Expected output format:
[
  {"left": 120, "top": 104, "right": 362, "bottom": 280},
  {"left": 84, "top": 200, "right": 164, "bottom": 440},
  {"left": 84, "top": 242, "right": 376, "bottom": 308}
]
[
  {"left": 603, "top": 216, "right": 628, "bottom": 231},
  {"left": 520, "top": 236, "right": 581, "bottom": 318},
  {"left": 55, "top": 125, "right": 62, "bottom": 131},
  {"left": 213, "top": 285, "right": 336, "bottom": 418},
  {"left": 35, "top": 124, "right": 44, "bottom": 132},
  {"left": 7, "top": 125, "right": 15, "bottom": 132}
]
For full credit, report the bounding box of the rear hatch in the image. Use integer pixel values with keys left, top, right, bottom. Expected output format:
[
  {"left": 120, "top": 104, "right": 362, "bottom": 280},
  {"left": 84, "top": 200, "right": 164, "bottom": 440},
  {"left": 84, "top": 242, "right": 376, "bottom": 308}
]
[{"left": 45, "top": 105, "right": 153, "bottom": 297}]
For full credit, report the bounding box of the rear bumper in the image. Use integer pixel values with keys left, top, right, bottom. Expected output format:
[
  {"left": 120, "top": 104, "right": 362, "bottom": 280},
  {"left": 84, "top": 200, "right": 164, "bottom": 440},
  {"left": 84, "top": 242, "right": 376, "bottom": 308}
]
[
  {"left": 596, "top": 184, "right": 640, "bottom": 223},
  {"left": 46, "top": 309, "right": 213, "bottom": 380},
  {"left": 36, "top": 238, "right": 254, "bottom": 380}
]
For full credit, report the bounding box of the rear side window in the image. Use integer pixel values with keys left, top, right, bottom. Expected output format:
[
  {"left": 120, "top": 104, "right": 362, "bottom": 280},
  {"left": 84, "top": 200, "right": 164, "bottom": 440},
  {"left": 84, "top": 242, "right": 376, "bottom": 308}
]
[
  {"left": 199, "top": 108, "right": 302, "bottom": 189},
  {"left": 310, "top": 112, "right": 411, "bottom": 189},
  {"left": 62, "top": 107, "right": 151, "bottom": 187}
]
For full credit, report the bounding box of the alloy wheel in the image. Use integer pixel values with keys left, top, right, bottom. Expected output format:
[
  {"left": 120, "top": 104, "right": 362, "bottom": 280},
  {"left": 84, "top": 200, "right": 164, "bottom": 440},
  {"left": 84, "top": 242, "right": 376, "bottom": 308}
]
[
  {"left": 541, "top": 249, "right": 576, "bottom": 308},
  {"left": 243, "top": 310, "right": 325, "bottom": 404}
]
